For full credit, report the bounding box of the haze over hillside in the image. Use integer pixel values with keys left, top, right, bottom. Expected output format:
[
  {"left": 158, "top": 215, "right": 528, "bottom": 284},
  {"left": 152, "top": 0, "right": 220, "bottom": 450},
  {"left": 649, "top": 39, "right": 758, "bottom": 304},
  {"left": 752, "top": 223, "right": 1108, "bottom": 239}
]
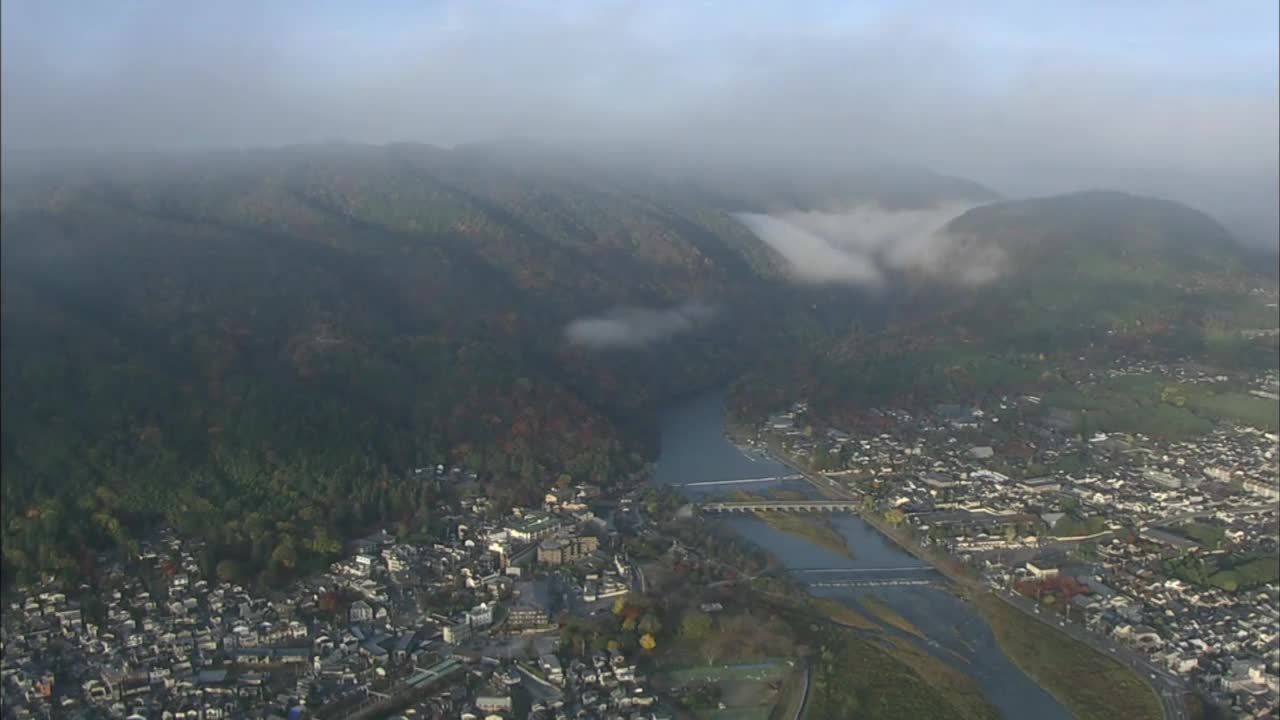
[
  {"left": 2, "top": 1, "right": 1276, "bottom": 249},
  {"left": 1, "top": 0, "right": 1277, "bottom": 596}
]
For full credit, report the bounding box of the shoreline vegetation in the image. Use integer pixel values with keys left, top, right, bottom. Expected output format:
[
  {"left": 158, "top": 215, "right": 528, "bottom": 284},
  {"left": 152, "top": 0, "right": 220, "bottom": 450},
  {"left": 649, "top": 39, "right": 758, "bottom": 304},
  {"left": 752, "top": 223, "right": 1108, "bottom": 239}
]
[
  {"left": 975, "top": 594, "right": 1164, "bottom": 720},
  {"left": 765, "top": 594, "right": 1000, "bottom": 720}
]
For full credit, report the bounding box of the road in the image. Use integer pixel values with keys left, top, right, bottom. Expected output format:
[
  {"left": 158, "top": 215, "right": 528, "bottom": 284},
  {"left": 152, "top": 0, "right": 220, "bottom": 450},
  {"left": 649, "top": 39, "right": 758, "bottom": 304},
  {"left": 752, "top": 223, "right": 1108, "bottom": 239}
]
[{"left": 791, "top": 660, "right": 811, "bottom": 720}]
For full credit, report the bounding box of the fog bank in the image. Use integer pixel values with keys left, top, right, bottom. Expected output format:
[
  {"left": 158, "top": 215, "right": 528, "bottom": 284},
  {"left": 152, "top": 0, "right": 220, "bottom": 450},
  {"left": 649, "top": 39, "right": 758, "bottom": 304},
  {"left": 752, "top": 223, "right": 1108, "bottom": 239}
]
[
  {"left": 565, "top": 302, "right": 717, "bottom": 349},
  {"left": 737, "top": 204, "right": 1005, "bottom": 288},
  {"left": 2, "top": 1, "right": 1275, "bottom": 248}
]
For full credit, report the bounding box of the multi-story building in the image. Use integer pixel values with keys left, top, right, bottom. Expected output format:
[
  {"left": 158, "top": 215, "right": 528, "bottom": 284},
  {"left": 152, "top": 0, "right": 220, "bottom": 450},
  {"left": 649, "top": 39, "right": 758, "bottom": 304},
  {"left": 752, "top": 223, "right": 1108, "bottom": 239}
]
[
  {"left": 536, "top": 535, "right": 599, "bottom": 566},
  {"left": 466, "top": 603, "right": 493, "bottom": 628},
  {"left": 506, "top": 604, "right": 550, "bottom": 631},
  {"left": 442, "top": 621, "right": 472, "bottom": 645},
  {"left": 506, "top": 513, "right": 564, "bottom": 543}
]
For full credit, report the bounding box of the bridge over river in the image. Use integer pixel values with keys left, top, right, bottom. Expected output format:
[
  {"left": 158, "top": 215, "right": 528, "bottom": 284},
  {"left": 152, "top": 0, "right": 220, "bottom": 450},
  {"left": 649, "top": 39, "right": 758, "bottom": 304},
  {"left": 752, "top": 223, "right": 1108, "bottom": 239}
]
[
  {"left": 677, "top": 474, "right": 804, "bottom": 488},
  {"left": 699, "top": 500, "right": 860, "bottom": 513},
  {"left": 790, "top": 566, "right": 943, "bottom": 588}
]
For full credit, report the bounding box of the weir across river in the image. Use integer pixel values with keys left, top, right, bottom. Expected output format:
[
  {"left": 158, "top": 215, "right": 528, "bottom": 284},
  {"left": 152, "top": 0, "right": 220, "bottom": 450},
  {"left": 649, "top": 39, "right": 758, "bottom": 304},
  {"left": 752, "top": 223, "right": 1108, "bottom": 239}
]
[
  {"left": 789, "top": 566, "right": 942, "bottom": 588},
  {"left": 678, "top": 474, "right": 804, "bottom": 487}
]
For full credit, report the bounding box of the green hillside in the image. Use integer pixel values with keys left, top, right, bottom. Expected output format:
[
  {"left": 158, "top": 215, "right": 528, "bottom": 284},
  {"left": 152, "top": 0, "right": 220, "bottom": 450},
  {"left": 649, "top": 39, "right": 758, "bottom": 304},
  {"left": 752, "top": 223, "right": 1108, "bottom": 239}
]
[
  {"left": 0, "top": 144, "right": 995, "bottom": 587},
  {"left": 3, "top": 146, "right": 1271, "bottom": 588},
  {"left": 735, "top": 190, "right": 1279, "bottom": 424}
]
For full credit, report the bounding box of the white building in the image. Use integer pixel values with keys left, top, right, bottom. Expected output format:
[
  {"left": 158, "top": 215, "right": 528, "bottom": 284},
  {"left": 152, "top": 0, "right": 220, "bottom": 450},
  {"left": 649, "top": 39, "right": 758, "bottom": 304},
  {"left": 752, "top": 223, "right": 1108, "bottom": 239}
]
[{"left": 467, "top": 603, "right": 493, "bottom": 628}]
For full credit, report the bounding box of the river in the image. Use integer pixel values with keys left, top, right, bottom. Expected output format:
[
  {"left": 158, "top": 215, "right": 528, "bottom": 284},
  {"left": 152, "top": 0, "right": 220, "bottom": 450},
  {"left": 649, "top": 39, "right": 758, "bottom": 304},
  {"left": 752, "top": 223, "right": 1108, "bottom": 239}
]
[{"left": 651, "top": 388, "right": 1073, "bottom": 720}]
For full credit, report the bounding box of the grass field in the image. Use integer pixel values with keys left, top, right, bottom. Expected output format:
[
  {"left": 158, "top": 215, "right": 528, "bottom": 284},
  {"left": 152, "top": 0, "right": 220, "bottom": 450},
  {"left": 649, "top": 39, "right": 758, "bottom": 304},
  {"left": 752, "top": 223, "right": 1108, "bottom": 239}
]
[
  {"left": 802, "top": 595, "right": 993, "bottom": 718},
  {"left": 667, "top": 661, "right": 789, "bottom": 685},
  {"left": 1177, "top": 385, "right": 1280, "bottom": 431},
  {"left": 877, "top": 635, "right": 995, "bottom": 720},
  {"left": 1168, "top": 522, "right": 1227, "bottom": 550},
  {"left": 975, "top": 594, "right": 1162, "bottom": 720},
  {"left": 1045, "top": 373, "right": 1214, "bottom": 439},
  {"left": 800, "top": 620, "right": 1000, "bottom": 720},
  {"left": 666, "top": 660, "right": 790, "bottom": 720},
  {"left": 1044, "top": 371, "right": 1280, "bottom": 438}
]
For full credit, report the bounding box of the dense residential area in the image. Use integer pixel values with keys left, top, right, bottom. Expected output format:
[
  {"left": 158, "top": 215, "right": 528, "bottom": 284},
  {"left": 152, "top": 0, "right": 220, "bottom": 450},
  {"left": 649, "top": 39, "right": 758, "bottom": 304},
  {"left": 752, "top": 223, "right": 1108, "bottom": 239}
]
[
  {"left": 1, "top": 40, "right": 1278, "bottom": 720},
  {"left": 747, "top": 359, "right": 1279, "bottom": 718},
  {"left": 1, "top": 471, "right": 671, "bottom": 720}
]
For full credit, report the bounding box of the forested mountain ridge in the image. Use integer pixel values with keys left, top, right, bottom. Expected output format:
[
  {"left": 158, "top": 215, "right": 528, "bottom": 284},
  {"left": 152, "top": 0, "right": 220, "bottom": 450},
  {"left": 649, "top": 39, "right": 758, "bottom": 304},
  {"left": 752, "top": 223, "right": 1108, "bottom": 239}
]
[
  {"left": 733, "top": 190, "right": 1279, "bottom": 428},
  {"left": 1, "top": 143, "right": 995, "bottom": 587},
  {"left": 5, "top": 144, "right": 1268, "bottom": 589}
]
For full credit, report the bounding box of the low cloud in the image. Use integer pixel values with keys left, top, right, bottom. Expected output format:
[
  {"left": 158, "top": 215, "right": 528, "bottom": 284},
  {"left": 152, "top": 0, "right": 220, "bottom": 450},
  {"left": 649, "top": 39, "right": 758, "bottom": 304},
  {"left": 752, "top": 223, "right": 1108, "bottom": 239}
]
[
  {"left": 736, "top": 203, "right": 1004, "bottom": 288},
  {"left": 565, "top": 301, "right": 716, "bottom": 349}
]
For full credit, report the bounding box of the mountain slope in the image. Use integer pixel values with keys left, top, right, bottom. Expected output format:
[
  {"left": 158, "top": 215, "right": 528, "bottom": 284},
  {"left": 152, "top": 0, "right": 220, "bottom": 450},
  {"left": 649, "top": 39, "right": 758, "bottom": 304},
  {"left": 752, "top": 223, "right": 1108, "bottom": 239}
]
[
  {"left": 0, "top": 143, "right": 991, "bottom": 586},
  {"left": 937, "top": 190, "right": 1272, "bottom": 348},
  {"left": 735, "top": 190, "right": 1279, "bottom": 424}
]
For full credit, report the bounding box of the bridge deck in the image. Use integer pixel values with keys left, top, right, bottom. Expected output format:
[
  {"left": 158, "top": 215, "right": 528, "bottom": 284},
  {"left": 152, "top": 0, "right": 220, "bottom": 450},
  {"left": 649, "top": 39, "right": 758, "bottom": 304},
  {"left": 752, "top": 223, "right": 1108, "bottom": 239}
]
[
  {"left": 699, "top": 500, "right": 860, "bottom": 512},
  {"left": 680, "top": 474, "right": 805, "bottom": 487}
]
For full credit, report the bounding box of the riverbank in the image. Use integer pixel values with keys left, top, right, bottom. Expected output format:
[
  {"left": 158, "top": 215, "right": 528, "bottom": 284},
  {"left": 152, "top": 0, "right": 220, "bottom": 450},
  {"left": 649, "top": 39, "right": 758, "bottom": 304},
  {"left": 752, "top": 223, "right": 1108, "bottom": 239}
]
[
  {"left": 739, "top": 417, "right": 1168, "bottom": 720},
  {"left": 976, "top": 594, "right": 1163, "bottom": 720},
  {"left": 761, "top": 592, "right": 1000, "bottom": 720},
  {"left": 655, "top": 390, "right": 1077, "bottom": 720}
]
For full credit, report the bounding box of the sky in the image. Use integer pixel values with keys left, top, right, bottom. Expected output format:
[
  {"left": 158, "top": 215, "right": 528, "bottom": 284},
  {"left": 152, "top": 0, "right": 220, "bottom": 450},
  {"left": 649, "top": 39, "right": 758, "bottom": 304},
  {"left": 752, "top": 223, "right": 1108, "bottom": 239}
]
[{"left": 2, "top": 0, "right": 1277, "bottom": 245}]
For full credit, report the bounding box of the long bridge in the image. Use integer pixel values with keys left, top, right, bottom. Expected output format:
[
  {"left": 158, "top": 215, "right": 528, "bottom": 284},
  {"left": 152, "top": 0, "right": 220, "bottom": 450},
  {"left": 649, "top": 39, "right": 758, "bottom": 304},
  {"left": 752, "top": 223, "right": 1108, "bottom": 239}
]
[
  {"left": 699, "top": 500, "right": 860, "bottom": 513},
  {"left": 809, "top": 578, "right": 937, "bottom": 588},
  {"left": 679, "top": 474, "right": 804, "bottom": 488},
  {"left": 790, "top": 566, "right": 942, "bottom": 588}
]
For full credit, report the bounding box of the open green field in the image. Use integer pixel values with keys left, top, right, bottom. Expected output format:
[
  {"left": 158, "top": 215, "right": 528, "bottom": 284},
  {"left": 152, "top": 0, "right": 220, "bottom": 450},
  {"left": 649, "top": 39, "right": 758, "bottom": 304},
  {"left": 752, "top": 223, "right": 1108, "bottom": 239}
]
[
  {"left": 666, "top": 660, "right": 790, "bottom": 720},
  {"left": 1045, "top": 372, "right": 1279, "bottom": 438},
  {"left": 1168, "top": 522, "right": 1227, "bottom": 550},
  {"left": 1045, "top": 373, "right": 1212, "bottom": 438},
  {"left": 1177, "top": 385, "right": 1279, "bottom": 431},
  {"left": 800, "top": 620, "right": 999, "bottom": 720},
  {"left": 975, "top": 594, "right": 1162, "bottom": 720},
  {"left": 667, "top": 661, "right": 789, "bottom": 685},
  {"left": 787, "top": 595, "right": 997, "bottom": 719},
  {"left": 1163, "top": 552, "right": 1280, "bottom": 592}
]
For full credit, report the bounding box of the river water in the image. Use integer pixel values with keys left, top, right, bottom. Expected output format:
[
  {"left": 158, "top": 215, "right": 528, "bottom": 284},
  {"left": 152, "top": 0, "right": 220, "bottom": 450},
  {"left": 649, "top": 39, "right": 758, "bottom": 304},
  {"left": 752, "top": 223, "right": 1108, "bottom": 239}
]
[{"left": 651, "top": 389, "right": 1072, "bottom": 720}]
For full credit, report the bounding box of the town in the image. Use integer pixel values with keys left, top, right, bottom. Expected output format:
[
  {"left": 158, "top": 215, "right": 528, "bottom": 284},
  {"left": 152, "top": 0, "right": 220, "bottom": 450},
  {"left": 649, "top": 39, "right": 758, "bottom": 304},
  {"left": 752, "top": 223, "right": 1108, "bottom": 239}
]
[
  {"left": 3, "top": 359, "right": 1278, "bottom": 720},
  {"left": 1, "top": 468, "right": 673, "bottom": 720},
  {"left": 750, "top": 360, "right": 1279, "bottom": 719}
]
